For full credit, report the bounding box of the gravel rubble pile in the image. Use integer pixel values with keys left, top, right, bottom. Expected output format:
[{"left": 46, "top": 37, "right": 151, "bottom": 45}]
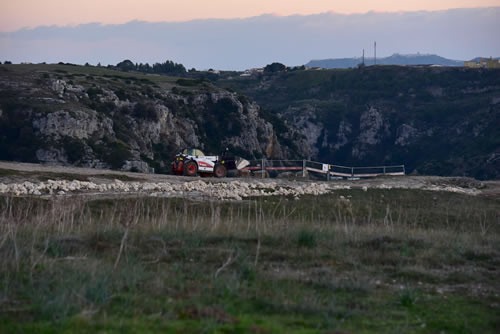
[
  {"left": 0, "top": 178, "right": 480, "bottom": 200},
  {"left": 0, "top": 179, "right": 343, "bottom": 200}
]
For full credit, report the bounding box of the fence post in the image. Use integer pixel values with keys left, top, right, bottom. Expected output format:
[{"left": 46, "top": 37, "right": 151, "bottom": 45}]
[
  {"left": 327, "top": 165, "right": 331, "bottom": 181},
  {"left": 403, "top": 165, "right": 406, "bottom": 175},
  {"left": 302, "top": 160, "right": 306, "bottom": 178},
  {"left": 383, "top": 166, "right": 386, "bottom": 175},
  {"left": 262, "top": 159, "right": 265, "bottom": 179},
  {"left": 351, "top": 167, "right": 354, "bottom": 178}
]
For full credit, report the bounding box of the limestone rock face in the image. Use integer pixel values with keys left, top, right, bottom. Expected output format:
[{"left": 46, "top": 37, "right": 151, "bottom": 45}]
[
  {"left": 358, "top": 107, "right": 384, "bottom": 145},
  {"left": 32, "top": 110, "right": 113, "bottom": 140},
  {"left": 395, "top": 124, "right": 419, "bottom": 146},
  {"left": 122, "top": 160, "right": 155, "bottom": 173},
  {"left": 36, "top": 148, "right": 67, "bottom": 164},
  {"left": 280, "top": 105, "right": 323, "bottom": 159},
  {"left": 352, "top": 106, "right": 390, "bottom": 159},
  {"left": 0, "top": 69, "right": 284, "bottom": 172},
  {"left": 219, "top": 100, "right": 283, "bottom": 159},
  {"left": 334, "top": 121, "right": 352, "bottom": 151}
]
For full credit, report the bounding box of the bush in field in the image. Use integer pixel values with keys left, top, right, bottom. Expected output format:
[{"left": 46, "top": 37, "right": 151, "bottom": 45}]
[{"left": 297, "top": 229, "right": 317, "bottom": 248}]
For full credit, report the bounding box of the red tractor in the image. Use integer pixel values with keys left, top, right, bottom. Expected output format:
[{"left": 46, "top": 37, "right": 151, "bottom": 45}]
[{"left": 171, "top": 148, "right": 249, "bottom": 178}]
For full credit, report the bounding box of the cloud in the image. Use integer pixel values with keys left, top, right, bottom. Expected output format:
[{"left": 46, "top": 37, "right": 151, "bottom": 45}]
[{"left": 1, "top": 8, "right": 499, "bottom": 69}]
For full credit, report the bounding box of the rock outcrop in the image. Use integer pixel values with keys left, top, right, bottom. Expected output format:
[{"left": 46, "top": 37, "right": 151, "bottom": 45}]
[
  {"left": 2, "top": 64, "right": 500, "bottom": 180},
  {"left": 218, "top": 66, "right": 500, "bottom": 180},
  {"left": 0, "top": 66, "right": 285, "bottom": 173}
]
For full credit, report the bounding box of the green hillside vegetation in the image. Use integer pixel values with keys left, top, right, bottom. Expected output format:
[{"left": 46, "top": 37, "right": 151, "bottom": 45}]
[
  {"left": 0, "top": 63, "right": 190, "bottom": 89},
  {"left": 218, "top": 66, "right": 500, "bottom": 179}
]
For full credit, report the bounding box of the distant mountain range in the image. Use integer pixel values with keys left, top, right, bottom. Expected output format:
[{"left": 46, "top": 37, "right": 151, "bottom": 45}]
[{"left": 306, "top": 54, "right": 466, "bottom": 68}]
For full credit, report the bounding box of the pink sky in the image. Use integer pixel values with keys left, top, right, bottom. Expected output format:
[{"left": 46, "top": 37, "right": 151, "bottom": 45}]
[{"left": 1, "top": 0, "right": 499, "bottom": 31}]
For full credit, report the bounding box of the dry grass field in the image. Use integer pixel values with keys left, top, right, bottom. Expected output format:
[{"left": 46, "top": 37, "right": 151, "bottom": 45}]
[{"left": 0, "top": 174, "right": 499, "bottom": 333}]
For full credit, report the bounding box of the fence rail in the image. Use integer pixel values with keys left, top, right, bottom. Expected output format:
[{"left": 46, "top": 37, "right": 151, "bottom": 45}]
[{"left": 242, "top": 159, "right": 405, "bottom": 179}]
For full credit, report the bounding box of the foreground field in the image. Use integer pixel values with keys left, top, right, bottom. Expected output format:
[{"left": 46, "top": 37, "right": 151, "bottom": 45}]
[{"left": 1, "top": 180, "right": 499, "bottom": 333}]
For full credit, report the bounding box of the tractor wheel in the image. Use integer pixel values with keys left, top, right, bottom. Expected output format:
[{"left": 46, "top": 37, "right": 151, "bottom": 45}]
[
  {"left": 184, "top": 160, "right": 198, "bottom": 176},
  {"left": 214, "top": 163, "right": 227, "bottom": 178},
  {"left": 172, "top": 161, "right": 184, "bottom": 175}
]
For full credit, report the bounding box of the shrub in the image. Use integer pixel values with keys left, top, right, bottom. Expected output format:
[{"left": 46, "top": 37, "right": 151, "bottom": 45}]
[
  {"left": 0, "top": 108, "right": 40, "bottom": 162},
  {"left": 87, "top": 87, "right": 103, "bottom": 99},
  {"left": 115, "top": 89, "right": 130, "bottom": 101},
  {"left": 94, "top": 102, "right": 116, "bottom": 114},
  {"left": 297, "top": 229, "right": 317, "bottom": 248},
  {"left": 61, "top": 136, "right": 86, "bottom": 163},
  {"left": 133, "top": 102, "right": 159, "bottom": 121},
  {"left": 89, "top": 138, "right": 131, "bottom": 170},
  {"left": 105, "top": 141, "right": 132, "bottom": 169},
  {"left": 176, "top": 78, "right": 204, "bottom": 87},
  {"left": 399, "top": 287, "right": 419, "bottom": 308}
]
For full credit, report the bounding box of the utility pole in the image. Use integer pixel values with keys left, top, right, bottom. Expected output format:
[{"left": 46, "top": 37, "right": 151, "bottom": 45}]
[
  {"left": 374, "top": 41, "right": 377, "bottom": 65},
  {"left": 362, "top": 49, "right": 365, "bottom": 65}
]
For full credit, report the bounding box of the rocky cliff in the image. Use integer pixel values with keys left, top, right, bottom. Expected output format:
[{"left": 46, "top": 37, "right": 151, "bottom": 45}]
[
  {"left": 2, "top": 64, "right": 499, "bottom": 179},
  {"left": 218, "top": 66, "right": 500, "bottom": 179},
  {"left": 0, "top": 64, "right": 284, "bottom": 173}
]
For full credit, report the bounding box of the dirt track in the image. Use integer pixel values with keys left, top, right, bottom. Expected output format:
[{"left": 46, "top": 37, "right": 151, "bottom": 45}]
[{"left": 0, "top": 161, "right": 498, "bottom": 199}]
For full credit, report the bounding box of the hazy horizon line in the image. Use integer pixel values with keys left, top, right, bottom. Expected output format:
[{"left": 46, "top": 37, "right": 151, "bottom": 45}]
[{"left": 5, "top": 52, "right": 497, "bottom": 68}]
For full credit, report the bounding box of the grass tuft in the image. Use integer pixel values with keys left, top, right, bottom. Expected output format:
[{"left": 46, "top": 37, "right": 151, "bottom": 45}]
[{"left": 297, "top": 229, "right": 317, "bottom": 248}]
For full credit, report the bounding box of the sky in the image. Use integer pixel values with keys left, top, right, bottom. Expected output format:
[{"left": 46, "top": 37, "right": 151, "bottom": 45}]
[
  {"left": 1, "top": 0, "right": 500, "bottom": 31},
  {"left": 0, "top": 2, "right": 499, "bottom": 69}
]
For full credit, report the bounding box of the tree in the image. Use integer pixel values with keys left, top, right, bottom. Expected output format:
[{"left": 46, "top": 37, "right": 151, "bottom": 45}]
[
  {"left": 4, "top": 61, "right": 12, "bottom": 65},
  {"left": 151, "top": 60, "right": 186, "bottom": 75},
  {"left": 264, "top": 62, "right": 287, "bottom": 73},
  {"left": 115, "top": 59, "right": 187, "bottom": 75},
  {"left": 116, "top": 59, "right": 135, "bottom": 71},
  {"left": 289, "top": 65, "right": 305, "bottom": 71}
]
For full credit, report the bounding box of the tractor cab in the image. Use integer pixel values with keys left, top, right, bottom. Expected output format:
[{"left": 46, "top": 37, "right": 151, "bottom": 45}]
[{"left": 181, "top": 148, "right": 206, "bottom": 158}]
